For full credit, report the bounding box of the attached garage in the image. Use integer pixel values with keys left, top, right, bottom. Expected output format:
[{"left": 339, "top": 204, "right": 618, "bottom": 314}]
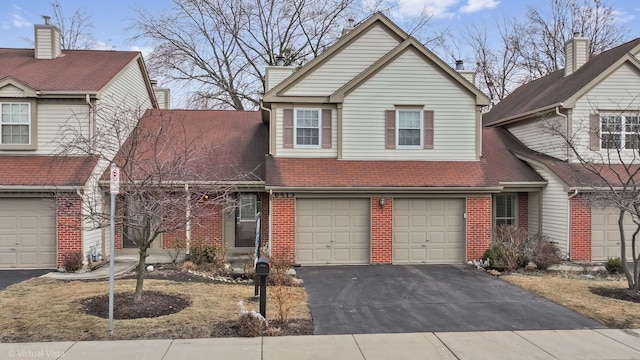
[
  {"left": 393, "top": 198, "right": 465, "bottom": 264},
  {"left": 591, "top": 207, "right": 635, "bottom": 261},
  {"left": 296, "top": 198, "right": 370, "bottom": 264},
  {"left": 0, "top": 198, "right": 56, "bottom": 268}
]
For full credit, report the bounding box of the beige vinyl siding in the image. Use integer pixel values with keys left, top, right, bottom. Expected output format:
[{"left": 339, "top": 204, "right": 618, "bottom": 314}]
[
  {"left": 34, "top": 100, "right": 90, "bottom": 155},
  {"left": 572, "top": 62, "right": 640, "bottom": 164},
  {"left": 534, "top": 165, "right": 569, "bottom": 256},
  {"left": 341, "top": 48, "right": 477, "bottom": 160},
  {"left": 284, "top": 24, "right": 402, "bottom": 96},
  {"left": 528, "top": 191, "right": 541, "bottom": 235},
  {"left": 565, "top": 43, "right": 574, "bottom": 75},
  {"left": 0, "top": 84, "right": 26, "bottom": 97},
  {"left": 273, "top": 107, "right": 338, "bottom": 157},
  {"left": 507, "top": 117, "right": 567, "bottom": 160},
  {"left": 81, "top": 174, "right": 107, "bottom": 262}
]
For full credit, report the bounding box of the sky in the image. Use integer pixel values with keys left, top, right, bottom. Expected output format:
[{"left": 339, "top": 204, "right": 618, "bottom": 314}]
[{"left": 2, "top": 0, "right": 640, "bottom": 106}]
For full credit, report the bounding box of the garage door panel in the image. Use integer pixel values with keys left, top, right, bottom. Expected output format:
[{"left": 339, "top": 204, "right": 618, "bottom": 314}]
[
  {"left": 592, "top": 207, "right": 635, "bottom": 261},
  {"left": 296, "top": 199, "right": 370, "bottom": 264},
  {"left": 393, "top": 199, "right": 464, "bottom": 264},
  {"left": 0, "top": 198, "right": 56, "bottom": 268}
]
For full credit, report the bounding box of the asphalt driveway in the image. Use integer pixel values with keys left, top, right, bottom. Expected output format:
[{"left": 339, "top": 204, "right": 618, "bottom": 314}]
[
  {"left": 296, "top": 264, "right": 604, "bottom": 334},
  {"left": 0, "top": 269, "right": 51, "bottom": 290}
]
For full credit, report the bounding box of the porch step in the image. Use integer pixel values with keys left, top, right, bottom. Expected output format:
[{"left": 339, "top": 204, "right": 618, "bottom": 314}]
[{"left": 226, "top": 252, "right": 254, "bottom": 275}]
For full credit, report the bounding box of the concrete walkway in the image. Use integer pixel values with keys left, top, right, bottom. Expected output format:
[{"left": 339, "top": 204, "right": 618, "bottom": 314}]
[
  {"left": 42, "top": 254, "right": 175, "bottom": 280},
  {"left": 2, "top": 329, "right": 640, "bottom": 359}
]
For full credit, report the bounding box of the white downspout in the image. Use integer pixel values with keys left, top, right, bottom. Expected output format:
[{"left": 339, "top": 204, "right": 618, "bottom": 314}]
[
  {"left": 85, "top": 94, "right": 95, "bottom": 149},
  {"left": 555, "top": 106, "right": 569, "bottom": 161},
  {"left": 269, "top": 189, "right": 273, "bottom": 257},
  {"left": 185, "top": 183, "right": 191, "bottom": 255}
]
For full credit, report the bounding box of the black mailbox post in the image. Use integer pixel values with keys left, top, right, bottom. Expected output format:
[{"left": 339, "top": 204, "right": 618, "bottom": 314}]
[{"left": 255, "top": 257, "right": 270, "bottom": 317}]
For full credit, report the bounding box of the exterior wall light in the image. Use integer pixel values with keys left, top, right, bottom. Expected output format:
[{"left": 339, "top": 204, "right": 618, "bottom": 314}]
[{"left": 379, "top": 197, "right": 385, "bottom": 208}]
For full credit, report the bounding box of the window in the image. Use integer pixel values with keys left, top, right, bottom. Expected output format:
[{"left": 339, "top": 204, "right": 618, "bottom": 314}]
[
  {"left": 239, "top": 194, "right": 258, "bottom": 221},
  {"left": 295, "top": 109, "right": 320, "bottom": 147},
  {"left": 1, "top": 103, "right": 30, "bottom": 145},
  {"left": 601, "top": 114, "right": 640, "bottom": 150},
  {"left": 495, "top": 194, "right": 516, "bottom": 226},
  {"left": 397, "top": 110, "right": 422, "bottom": 148}
]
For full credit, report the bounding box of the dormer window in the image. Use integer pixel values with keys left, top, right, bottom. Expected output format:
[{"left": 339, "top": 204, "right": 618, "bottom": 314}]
[{"left": 1, "top": 103, "right": 31, "bottom": 145}]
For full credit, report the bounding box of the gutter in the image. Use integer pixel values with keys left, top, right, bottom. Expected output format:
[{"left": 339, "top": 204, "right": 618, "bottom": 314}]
[
  {"left": 264, "top": 186, "right": 504, "bottom": 194},
  {"left": 486, "top": 102, "right": 564, "bottom": 127},
  {"left": 0, "top": 185, "right": 82, "bottom": 192}
]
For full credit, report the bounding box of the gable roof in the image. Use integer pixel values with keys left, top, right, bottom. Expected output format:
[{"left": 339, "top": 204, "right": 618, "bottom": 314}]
[
  {"left": 263, "top": 12, "right": 488, "bottom": 105},
  {"left": 481, "top": 127, "right": 545, "bottom": 185},
  {"left": 0, "top": 155, "right": 97, "bottom": 189},
  {"left": 484, "top": 38, "right": 640, "bottom": 126},
  {"left": 330, "top": 37, "right": 489, "bottom": 106},
  {"left": 0, "top": 48, "right": 142, "bottom": 93},
  {"left": 113, "top": 110, "right": 268, "bottom": 183}
]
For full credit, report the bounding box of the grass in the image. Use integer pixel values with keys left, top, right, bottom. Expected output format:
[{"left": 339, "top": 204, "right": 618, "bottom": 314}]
[
  {"left": 503, "top": 272, "right": 640, "bottom": 328},
  {"left": 0, "top": 277, "right": 310, "bottom": 342}
]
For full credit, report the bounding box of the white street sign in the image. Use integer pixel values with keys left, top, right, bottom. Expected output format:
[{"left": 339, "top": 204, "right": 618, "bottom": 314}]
[{"left": 110, "top": 166, "right": 120, "bottom": 194}]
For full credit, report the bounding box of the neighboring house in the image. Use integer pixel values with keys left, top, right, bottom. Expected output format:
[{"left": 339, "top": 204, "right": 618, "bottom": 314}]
[
  {"left": 111, "top": 110, "right": 268, "bottom": 256},
  {"left": 260, "top": 13, "right": 541, "bottom": 265},
  {"left": 0, "top": 20, "right": 157, "bottom": 268},
  {"left": 484, "top": 34, "right": 640, "bottom": 261}
]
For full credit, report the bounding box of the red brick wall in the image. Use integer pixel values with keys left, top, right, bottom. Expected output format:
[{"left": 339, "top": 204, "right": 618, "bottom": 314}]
[
  {"left": 518, "top": 192, "right": 528, "bottom": 232},
  {"left": 371, "top": 197, "right": 392, "bottom": 263},
  {"left": 56, "top": 195, "right": 83, "bottom": 267},
  {"left": 570, "top": 196, "right": 591, "bottom": 261},
  {"left": 466, "top": 197, "right": 491, "bottom": 261},
  {"left": 260, "top": 193, "right": 269, "bottom": 246},
  {"left": 271, "top": 195, "right": 295, "bottom": 263},
  {"left": 114, "top": 199, "right": 123, "bottom": 250}
]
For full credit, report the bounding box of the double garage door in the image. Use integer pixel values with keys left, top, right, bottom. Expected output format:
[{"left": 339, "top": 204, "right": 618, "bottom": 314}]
[
  {"left": 295, "top": 198, "right": 464, "bottom": 265},
  {"left": 592, "top": 207, "right": 634, "bottom": 261},
  {"left": 0, "top": 198, "right": 56, "bottom": 268}
]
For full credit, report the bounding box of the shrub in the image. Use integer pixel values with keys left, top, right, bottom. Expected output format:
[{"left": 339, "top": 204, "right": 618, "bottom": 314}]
[
  {"left": 530, "top": 235, "right": 563, "bottom": 270},
  {"left": 267, "top": 255, "right": 294, "bottom": 286},
  {"left": 187, "top": 242, "right": 227, "bottom": 269},
  {"left": 166, "top": 237, "right": 186, "bottom": 265},
  {"left": 481, "top": 246, "right": 502, "bottom": 267},
  {"left": 236, "top": 301, "right": 267, "bottom": 337},
  {"left": 605, "top": 257, "right": 624, "bottom": 274},
  {"left": 63, "top": 251, "right": 83, "bottom": 272},
  {"left": 490, "top": 225, "right": 531, "bottom": 272}
]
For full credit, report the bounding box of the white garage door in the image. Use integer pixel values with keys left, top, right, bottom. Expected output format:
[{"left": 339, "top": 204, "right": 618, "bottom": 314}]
[
  {"left": 592, "top": 207, "right": 635, "bottom": 261},
  {"left": 393, "top": 199, "right": 465, "bottom": 264},
  {"left": 296, "top": 199, "right": 370, "bottom": 264},
  {"left": 0, "top": 198, "right": 56, "bottom": 268}
]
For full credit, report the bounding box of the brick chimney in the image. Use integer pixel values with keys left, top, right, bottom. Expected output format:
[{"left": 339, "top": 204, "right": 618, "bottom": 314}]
[
  {"left": 34, "top": 15, "right": 62, "bottom": 59},
  {"left": 564, "top": 32, "right": 589, "bottom": 76}
]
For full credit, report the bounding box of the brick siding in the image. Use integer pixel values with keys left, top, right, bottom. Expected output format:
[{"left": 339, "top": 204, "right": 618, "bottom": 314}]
[
  {"left": 271, "top": 195, "right": 295, "bottom": 263},
  {"left": 518, "top": 192, "right": 528, "bottom": 232},
  {"left": 570, "top": 196, "right": 591, "bottom": 261},
  {"left": 466, "top": 197, "right": 491, "bottom": 261},
  {"left": 371, "top": 197, "right": 392, "bottom": 263},
  {"left": 56, "top": 195, "right": 83, "bottom": 267}
]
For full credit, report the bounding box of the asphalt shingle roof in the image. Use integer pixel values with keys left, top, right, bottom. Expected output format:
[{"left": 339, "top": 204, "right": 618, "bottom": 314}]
[{"left": 0, "top": 155, "right": 97, "bottom": 187}]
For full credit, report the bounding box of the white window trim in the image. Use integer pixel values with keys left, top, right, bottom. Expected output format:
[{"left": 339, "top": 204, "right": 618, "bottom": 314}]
[
  {"left": 396, "top": 109, "right": 423, "bottom": 149},
  {"left": 0, "top": 102, "right": 32, "bottom": 146},
  {"left": 294, "top": 108, "right": 322, "bottom": 148},
  {"left": 601, "top": 113, "right": 640, "bottom": 150}
]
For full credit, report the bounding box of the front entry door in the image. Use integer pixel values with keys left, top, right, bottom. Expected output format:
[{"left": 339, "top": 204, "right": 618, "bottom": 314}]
[{"left": 235, "top": 194, "right": 259, "bottom": 247}]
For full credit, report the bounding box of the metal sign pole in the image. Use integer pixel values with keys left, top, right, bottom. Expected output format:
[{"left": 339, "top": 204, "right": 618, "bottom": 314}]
[{"left": 108, "top": 164, "right": 120, "bottom": 333}]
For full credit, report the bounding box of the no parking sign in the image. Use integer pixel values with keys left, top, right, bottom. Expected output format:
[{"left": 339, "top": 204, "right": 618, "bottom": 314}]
[{"left": 110, "top": 165, "right": 120, "bottom": 194}]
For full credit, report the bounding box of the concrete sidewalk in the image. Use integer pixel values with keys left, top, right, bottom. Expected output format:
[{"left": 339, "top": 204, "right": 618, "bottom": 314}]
[{"left": 2, "top": 329, "right": 640, "bottom": 360}]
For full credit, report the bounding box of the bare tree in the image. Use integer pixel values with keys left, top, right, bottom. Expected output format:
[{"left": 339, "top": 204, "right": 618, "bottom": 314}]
[
  {"left": 464, "top": 19, "right": 528, "bottom": 103},
  {"left": 132, "top": 0, "right": 355, "bottom": 110},
  {"left": 50, "top": 0, "right": 96, "bottom": 50},
  {"left": 519, "top": 0, "right": 628, "bottom": 79},
  {"left": 57, "top": 104, "right": 251, "bottom": 301},
  {"left": 543, "top": 110, "right": 640, "bottom": 290}
]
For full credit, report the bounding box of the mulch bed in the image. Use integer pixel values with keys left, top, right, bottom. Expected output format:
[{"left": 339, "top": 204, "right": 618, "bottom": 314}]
[
  {"left": 211, "top": 319, "right": 314, "bottom": 337},
  {"left": 80, "top": 291, "right": 191, "bottom": 319},
  {"left": 591, "top": 287, "right": 640, "bottom": 303}
]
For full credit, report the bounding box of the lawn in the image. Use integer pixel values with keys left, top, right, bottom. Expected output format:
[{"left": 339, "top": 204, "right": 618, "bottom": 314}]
[
  {"left": 503, "top": 272, "right": 640, "bottom": 328},
  {"left": 0, "top": 277, "right": 311, "bottom": 342}
]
